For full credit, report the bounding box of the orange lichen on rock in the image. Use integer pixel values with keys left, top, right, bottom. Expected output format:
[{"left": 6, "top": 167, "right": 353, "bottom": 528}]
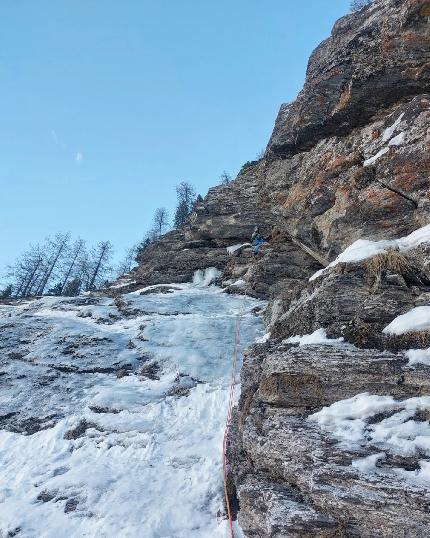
[
  {"left": 400, "top": 30, "right": 430, "bottom": 46},
  {"left": 381, "top": 37, "right": 395, "bottom": 54},
  {"left": 420, "top": 2, "right": 430, "bottom": 16},
  {"left": 331, "top": 152, "right": 361, "bottom": 172},
  {"left": 402, "top": 63, "right": 429, "bottom": 80},
  {"left": 363, "top": 186, "right": 404, "bottom": 210},
  {"left": 332, "top": 86, "right": 352, "bottom": 114}
]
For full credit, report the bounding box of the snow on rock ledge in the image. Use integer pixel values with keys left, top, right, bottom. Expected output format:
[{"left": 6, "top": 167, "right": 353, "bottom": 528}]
[
  {"left": 383, "top": 306, "right": 430, "bottom": 335},
  {"left": 285, "top": 328, "right": 344, "bottom": 346},
  {"left": 310, "top": 224, "right": 430, "bottom": 282},
  {"left": 309, "top": 392, "right": 430, "bottom": 483}
]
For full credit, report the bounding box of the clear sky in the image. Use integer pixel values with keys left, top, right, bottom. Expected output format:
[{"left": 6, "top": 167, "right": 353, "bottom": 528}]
[{"left": 0, "top": 0, "right": 350, "bottom": 278}]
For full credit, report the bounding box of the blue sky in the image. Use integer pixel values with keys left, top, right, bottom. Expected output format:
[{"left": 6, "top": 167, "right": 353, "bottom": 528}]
[{"left": 0, "top": 0, "right": 350, "bottom": 276}]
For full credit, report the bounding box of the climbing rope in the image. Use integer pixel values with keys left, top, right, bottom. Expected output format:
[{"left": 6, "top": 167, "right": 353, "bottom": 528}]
[{"left": 223, "top": 290, "right": 248, "bottom": 538}]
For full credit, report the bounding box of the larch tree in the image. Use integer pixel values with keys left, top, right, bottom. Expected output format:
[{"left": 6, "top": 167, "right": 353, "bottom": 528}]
[
  {"left": 60, "top": 238, "right": 86, "bottom": 294},
  {"left": 174, "top": 181, "right": 196, "bottom": 228},
  {"left": 116, "top": 245, "right": 138, "bottom": 277},
  {"left": 152, "top": 208, "right": 170, "bottom": 238},
  {"left": 35, "top": 233, "right": 70, "bottom": 296},
  {"left": 86, "top": 241, "right": 114, "bottom": 291},
  {"left": 219, "top": 171, "right": 232, "bottom": 186}
]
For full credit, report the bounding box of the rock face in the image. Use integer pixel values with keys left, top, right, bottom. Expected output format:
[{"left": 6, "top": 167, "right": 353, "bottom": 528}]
[
  {"left": 229, "top": 342, "right": 430, "bottom": 537},
  {"left": 128, "top": 0, "right": 430, "bottom": 535},
  {"left": 267, "top": 0, "right": 430, "bottom": 158}
]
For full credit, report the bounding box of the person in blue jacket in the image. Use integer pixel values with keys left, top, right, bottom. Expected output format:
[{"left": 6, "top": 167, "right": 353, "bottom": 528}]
[{"left": 251, "top": 226, "right": 267, "bottom": 255}]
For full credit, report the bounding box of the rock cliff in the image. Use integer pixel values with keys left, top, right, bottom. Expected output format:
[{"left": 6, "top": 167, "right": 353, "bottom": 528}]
[{"left": 129, "top": 0, "right": 430, "bottom": 535}]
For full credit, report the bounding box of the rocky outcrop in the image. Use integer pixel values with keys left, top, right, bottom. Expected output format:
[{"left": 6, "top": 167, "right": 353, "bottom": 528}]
[
  {"left": 229, "top": 342, "right": 430, "bottom": 537},
  {"left": 267, "top": 0, "right": 430, "bottom": 158},
  {"left": 127, "top": 0, "right": 430, "bottom": 535}
]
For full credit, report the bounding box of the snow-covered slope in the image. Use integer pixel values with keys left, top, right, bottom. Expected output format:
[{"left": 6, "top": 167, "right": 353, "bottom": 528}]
[{"left": 0, "top": 280, "right": 264, "bottom": 537}]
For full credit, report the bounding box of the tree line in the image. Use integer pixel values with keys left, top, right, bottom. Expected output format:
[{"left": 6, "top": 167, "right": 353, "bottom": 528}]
[
  {"left": 1, "top": 234, "right": 114, "bottom": 299},
  {"left": 1, "top": 175, "right": 230, "bottom": 299}
]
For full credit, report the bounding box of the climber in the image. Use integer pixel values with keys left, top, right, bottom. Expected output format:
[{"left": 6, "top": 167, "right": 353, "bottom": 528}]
[{"left": 251, "top": 226, "right": 267, "bottom": 255}]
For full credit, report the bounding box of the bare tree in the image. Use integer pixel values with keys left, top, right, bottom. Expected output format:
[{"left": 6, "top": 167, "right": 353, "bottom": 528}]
[
  {"left": 152, "top": 208, "right": 170, "bottom": 238},
  {"left": 35, "top": 233, "right": 70, "bottom": 296},
  {"left": 174, "top": 181, "right": 196, "bottom": 228},
  {"left": 4, "top": 234, "right": 114, "bottom": 297},
  {"left": 75, "top": 251, "right": 91, "bottom": 293},
  {"left": 0, "top": 284, "right": 12, "bottom": 299},
  {"left": 87, "top": 241, "right": 113, "bottom": 291},
  {"left": 60, "top": 238, "right": 86, "bottom": 294},
  {"left": 10, "top": 244, "right": 44, "bottom": 298},
  {"left": 116, "top": 245, "right": 138, "bottom": 277},
  {"left": 219, "top": 171, "right": 232, "bottom": 186}
]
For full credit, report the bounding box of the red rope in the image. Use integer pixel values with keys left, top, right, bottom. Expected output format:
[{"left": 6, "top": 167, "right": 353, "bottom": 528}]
[{"left": 223, "top": 314, "right": 242, "bottom": 538}]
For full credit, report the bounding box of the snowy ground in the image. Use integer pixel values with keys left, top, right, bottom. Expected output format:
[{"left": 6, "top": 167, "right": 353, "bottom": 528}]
[{"left": 0, "top": 277, "right": 265, "bottom": 537}]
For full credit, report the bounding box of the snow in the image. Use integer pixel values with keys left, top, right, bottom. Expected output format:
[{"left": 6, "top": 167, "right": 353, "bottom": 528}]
[
  {"left": 383, "top": 306, "right": 430, "bottom": 335},
  {"left": 256, "top": 332, "right": 271, "bottom": 343},
  {"left": 0, "top": 280, "right": 265, "bottom": 537},
  {"left": 110, "top": 279, "right": 136, "bottom": 289},
  {"left": 363, "top": 146, "right": 390, "bottom": 167},
  {"left": 406, "top": 347, "right": 430, "bottom": 366},
  {"left": 285, "top": 328, "right": 344, "bottom": 346},
  {"left": 226, "top": 243, "right": 250, "bottom": 255},
  {"left": 362, "top": 113, "right": 406, "bottom": 167},
  {"left": 388, "top": 131, "right": 406, "bottom": 146},
  {"left": 352, "top": 453, "right": 386, "bottom": 473},
  {"left": 396, "top": 460, "right": 430, "bottom": 485},
  {"left": 309, "top": 392, "right": 430, "bottom": 482},
  {"left": 310, "top": 224, "right": 430, "bottom": 281},
  {"left": 382, "top": 113, "right": 405, "bottom": 142},
  {"left": 192, "top": 267, "right": 222, "bottom": 286}
]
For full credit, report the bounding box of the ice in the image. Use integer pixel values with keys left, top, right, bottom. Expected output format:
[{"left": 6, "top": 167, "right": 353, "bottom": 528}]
[
  {"left": 192, "top": 267, "right": 222, "bottom": 286},
  {"left": 406, "top": 347, "right": 430, "bottom": 366},
  {"left": 363, "top": 146, "right": 389, "bottom": 167},
  {"left": 310, "top": 224, "right": 430, "bottom": 281},
  {"left": 383, "top": 306, "right": 430, "bottom": 335},
  {"left": 285, "top": 328, "right": 344, "bottom": 346},
  {"left": 226, "top": 243, "right": 251, "bottom": 255},
  {"left": 382, "top": 113, "right": 405, "bottom": 142},
  {"left": 0, "top": 280, "right": 265, "bottom": 537}
]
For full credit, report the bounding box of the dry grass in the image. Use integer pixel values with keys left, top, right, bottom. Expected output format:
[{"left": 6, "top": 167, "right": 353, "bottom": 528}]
[
  {"left": 384, "top": 330, "right": 430, "bottom": 352},
  {"left": 365, "top": 249, "right": 411, "bottom": 293}
]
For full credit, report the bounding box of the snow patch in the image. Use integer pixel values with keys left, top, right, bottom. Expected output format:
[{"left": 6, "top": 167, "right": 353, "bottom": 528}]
[
  {"left": 383, "top": 306, "right": 430, "bottom": 335},
  {"left": 286, "top": 328, "right": 344, "bottom": 346},
  {"left": 382, "top": 113, "right": 405, "bottom": 142},
  {"left": 310, "top": 224, "right": 430, "bottom": 281},
  {"left": 256, "top": 332, "right": 271, "bottom": 343},
  {"left": 406, "top": 347, "right": 430, "bottom": 366},
  {"left": 389, "top": 131, "right": 406, "bottom": 146},
  {"left": 309, "top": 392, "right": 430, "bottom": 479},
  {"left": 110, "top": 279, "right": 136, "bottom": 289},
  {"left": 352, "top": 452, "right": 386, "bottom": 473},
  {"left": 363, "top": 146, "right": 390, "bottom": 167},
  {"left": 227, "top": 243, "right": 250, "bottom": 255}
]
